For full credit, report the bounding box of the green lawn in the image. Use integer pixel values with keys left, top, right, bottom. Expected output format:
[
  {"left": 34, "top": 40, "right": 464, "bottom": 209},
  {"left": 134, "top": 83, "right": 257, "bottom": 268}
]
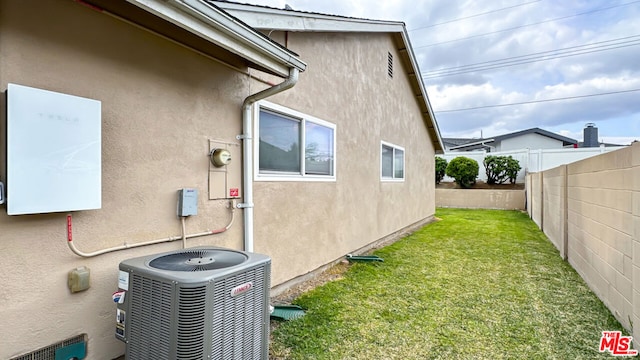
[{"left": 270, "top": 208, "right": 631, "bottom": 359}]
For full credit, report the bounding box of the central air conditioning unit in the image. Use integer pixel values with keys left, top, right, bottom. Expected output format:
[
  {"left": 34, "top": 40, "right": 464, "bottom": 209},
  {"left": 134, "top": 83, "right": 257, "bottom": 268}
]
[{"left": 115, "top": 247, "right": 271, "bottom": 360}]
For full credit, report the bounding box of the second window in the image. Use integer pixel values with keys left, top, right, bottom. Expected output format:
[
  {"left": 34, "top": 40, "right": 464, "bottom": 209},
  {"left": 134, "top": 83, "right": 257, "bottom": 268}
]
[
  {"left": 381, "top": 141, "right": 404, "bottom": 181},
  {"left": 256, "top": 101, "right": 336, "bottom": 180}
]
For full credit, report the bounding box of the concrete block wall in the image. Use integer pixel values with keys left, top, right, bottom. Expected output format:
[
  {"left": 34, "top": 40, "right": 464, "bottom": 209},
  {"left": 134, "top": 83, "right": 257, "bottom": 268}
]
[
  {"left": 529, "top": 172, "right": 543, "bottom": 229},
  {"left": 526, "top": 142, "right": 638, "bottom": 345},
  {"left": 435, "top": 189, "right": 525, "bottom": 210},
  {"left": 543, "top": 165, "right": 567, "bottom": 259}
]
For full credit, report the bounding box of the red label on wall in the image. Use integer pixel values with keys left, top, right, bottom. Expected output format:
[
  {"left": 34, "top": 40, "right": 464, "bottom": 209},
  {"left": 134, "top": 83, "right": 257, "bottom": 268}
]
[{"left": 229, "top": 188, "right": 239, "bottom": 197}]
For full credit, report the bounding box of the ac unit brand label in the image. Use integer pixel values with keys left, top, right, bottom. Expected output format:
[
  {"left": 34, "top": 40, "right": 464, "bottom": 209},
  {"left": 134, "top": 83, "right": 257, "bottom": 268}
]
[{"left": 230, "top": 282, "right": 253, "bottom": 297}]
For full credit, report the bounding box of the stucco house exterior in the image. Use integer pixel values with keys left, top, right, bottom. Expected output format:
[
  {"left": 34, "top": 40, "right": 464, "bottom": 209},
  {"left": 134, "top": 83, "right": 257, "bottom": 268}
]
[
  {"left": 444, "top": 127, "right": 578, "bottom": 152},
  {"left": 0, "top": 0, "right": 443, "bottom": 358}
]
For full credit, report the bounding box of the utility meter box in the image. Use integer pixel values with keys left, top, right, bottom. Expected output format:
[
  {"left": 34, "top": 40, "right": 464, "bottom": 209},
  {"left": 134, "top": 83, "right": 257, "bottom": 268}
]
[{"left": 208, "top": 140, "right": 241, "bottom": 200}]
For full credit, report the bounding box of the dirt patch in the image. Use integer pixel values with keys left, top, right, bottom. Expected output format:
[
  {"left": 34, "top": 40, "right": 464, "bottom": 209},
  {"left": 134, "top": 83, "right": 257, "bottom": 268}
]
[
  {"left": 437, "top": 180, "right": 524, "bottom": 190},
  {"left": 271, "top": 261, "right": 350, "bottom": 305}
]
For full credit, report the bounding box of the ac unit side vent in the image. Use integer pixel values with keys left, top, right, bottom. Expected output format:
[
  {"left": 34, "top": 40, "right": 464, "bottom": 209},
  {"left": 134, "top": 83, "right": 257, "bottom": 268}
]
[
  {"left": 210, "top": 266, "right": 269, "bottom": 360},
  {"left": 177, "top": 286, "right": 207, "bottom": 359},
  {"left": 128, "top": 275, "right": 172, "bottom": 359}
]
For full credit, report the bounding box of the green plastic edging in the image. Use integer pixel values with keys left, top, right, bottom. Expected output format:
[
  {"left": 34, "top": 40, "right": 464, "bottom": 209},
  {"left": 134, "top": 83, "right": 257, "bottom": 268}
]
[{"left": 345, "top": 254, "right": 384, "bottom": 263}]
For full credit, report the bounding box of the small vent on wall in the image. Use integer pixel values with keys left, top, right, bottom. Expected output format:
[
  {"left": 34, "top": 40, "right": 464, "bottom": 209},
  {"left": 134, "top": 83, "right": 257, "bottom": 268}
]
[
  {"left": 10, "top": 334, "right": 87, "bottom": 360},
  {"left": 387, "top": 52, "right": 394, "bottom": 78}
]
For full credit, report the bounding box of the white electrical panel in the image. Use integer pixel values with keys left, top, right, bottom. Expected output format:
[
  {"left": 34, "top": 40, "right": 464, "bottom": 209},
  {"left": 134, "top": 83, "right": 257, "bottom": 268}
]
[
  {"left": 178, "top": 188, "right": 198, "bottom": 216},
  {"left": 6, "top": 84, "right": 102, "bottom": 215}
]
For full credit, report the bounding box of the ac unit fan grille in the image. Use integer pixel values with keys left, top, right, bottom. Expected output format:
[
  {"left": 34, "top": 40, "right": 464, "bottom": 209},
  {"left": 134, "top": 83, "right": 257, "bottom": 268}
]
[{"left": 149, "top": 249, "right": 247, "bottom": 271}]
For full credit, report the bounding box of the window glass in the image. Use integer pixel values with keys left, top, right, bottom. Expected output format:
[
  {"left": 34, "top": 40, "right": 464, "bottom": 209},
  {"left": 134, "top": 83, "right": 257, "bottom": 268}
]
[
  {"left": 256, "top": 101, "right": 336, "bottom": 181},
  {"left": 381, "top": 144, "right": 393, "bottom": 178},
  {"left": 394, "top": 148, "right": 404, "bottom": 178},
  {"left": 305, "top": 123, "right": 334, "bottom": 176},
  {"left": 381, "top": 142, "right": 404, "bottom": 181},
  {"left": 259, "top": 110, "right": 300, "bottom": 173}
]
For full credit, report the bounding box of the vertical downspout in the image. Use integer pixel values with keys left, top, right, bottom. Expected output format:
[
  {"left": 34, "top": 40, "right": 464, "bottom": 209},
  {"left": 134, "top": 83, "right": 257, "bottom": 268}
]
[{"left": 240, "top": 68, "right": 299, "bottom": 252}]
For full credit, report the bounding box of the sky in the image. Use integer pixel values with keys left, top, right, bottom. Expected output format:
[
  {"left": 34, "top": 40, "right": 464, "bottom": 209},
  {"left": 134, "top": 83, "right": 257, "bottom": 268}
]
[{"left": 235, "top": 0, "right": 640, "bottom": 145}]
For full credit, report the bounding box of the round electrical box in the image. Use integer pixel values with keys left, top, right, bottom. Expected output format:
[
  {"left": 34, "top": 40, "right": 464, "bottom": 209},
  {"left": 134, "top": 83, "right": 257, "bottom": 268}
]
[{"left": 210, "top": 148, "right": 232, "bottom": 167}]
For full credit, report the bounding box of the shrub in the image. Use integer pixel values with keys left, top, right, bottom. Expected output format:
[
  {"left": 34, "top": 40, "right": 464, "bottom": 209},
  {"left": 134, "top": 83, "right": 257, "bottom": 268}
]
[
  {"left": 505, "top": 156, "right": 521, "bottom": 184},
  {"left": 484, "top": 155, "right": 522, "bottom": 185},
  {"left": 445, "top": 156, "right": 479, "bottom": 188},
  {"left": 435, "top": 156, "right": 448, "bottom": 184}
]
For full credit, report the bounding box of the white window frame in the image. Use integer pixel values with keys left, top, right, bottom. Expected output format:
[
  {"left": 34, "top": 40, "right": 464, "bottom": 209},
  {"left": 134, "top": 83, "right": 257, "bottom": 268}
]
[
  {"left": 380, "top": 141, "right": 405, "bottom": 182},
  {"left": 254, "top": 100, "right": 336, "bottom": 182}
]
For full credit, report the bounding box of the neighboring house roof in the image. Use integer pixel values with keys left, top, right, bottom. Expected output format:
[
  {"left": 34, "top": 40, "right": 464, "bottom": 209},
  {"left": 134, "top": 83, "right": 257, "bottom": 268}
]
[
  {"left": 448, "top": 138, "right": 495, "bottom": 151},
  {"left": 212, "top": 1, "right": 445, "bottom": 154},
  {"left": 446, "top": 127, "right": 578, "bottom": 151},
  {"left": 492, "top": 127, "right": 577, "bottom": 146},
  {"left": 443, "top": 138, "right": 481, "bottom": 148},
  {"left": 83, "top": 0, "right": 306, "bottom": 77}
]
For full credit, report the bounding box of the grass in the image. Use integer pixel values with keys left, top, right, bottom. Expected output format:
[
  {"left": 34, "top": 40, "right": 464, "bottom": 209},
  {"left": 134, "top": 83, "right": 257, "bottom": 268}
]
[{"left": 270, "top": 208, "right": 631, "bottom": 359}]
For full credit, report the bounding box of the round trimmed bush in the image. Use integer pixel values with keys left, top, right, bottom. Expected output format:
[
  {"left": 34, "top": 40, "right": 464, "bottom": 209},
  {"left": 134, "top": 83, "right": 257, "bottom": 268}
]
[
  {"left": 445, "top": 156, "right": 479, "bottom": 188},
  {"left": 484, "top": 155, "right": 522, "bottom": 184}
]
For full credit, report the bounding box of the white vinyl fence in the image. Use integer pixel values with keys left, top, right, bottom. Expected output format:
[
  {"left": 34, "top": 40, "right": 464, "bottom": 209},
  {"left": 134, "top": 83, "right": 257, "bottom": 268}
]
[{"left": 439, "top": 145, "right": 626, "bottom": 183}]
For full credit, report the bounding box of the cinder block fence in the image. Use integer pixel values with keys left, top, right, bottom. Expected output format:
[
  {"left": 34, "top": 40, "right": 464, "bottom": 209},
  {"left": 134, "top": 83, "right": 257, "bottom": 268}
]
[{"left": 526, "top": 142, "right": 639, "bottom": 345}]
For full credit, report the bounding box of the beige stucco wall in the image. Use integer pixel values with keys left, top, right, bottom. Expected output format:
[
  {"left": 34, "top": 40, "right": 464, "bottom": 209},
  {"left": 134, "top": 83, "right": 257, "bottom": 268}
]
[
  {"left": 1, "top": 2, "right": 438, "bottom": 359},
  {"left": 250, "top": 31, "right": 437, "bottom": 286},
  {"left": 526, "top": 143, "right": 639, "bottom": 346},
  {"left": 0, "top": 1, "right": 247, "bottom": 358},
  {"left": 435, "top": 189, "right": 525, "bottom": 210}
]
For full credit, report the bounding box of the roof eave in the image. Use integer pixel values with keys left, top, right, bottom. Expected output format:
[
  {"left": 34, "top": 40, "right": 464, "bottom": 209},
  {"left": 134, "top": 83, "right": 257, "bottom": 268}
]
[
  {"left": 395, "top": 30, "right": 445, "bottom": 154},
  {"left": 213, "top": 1, "right": 445, "bottom": 153},
  {"left": 126, "top": 0, "right": 306, "bottom": 77},
  {"left": 213, "top": 1, "right": 405, "bottom": 32}
]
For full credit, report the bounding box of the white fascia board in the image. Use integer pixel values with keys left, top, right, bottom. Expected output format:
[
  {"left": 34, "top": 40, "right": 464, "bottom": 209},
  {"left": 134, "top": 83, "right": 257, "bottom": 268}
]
[
  {"left": 215, "top": 2, "right": 404, "bottom": 33},
  {"left": 398, "top": 29, "right": 445, "bottom": 151},
  {"left": 126, "top": 0, "right": 306, "bottom": 77}
]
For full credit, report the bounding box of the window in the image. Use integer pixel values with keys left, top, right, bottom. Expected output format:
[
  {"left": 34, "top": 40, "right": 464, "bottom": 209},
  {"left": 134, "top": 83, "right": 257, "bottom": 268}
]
[
  {"left": 381, "top": 141, "right": 404, "bottom": 181},
  {"left": 256, "top": 101, "right": 336, "bottom": 181}
]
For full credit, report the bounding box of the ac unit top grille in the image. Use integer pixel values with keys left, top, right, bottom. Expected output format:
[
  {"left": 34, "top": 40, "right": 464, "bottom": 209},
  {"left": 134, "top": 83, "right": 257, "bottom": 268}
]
[{"left": 148, "top": 248, "right": 247, "bottom": 271}]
